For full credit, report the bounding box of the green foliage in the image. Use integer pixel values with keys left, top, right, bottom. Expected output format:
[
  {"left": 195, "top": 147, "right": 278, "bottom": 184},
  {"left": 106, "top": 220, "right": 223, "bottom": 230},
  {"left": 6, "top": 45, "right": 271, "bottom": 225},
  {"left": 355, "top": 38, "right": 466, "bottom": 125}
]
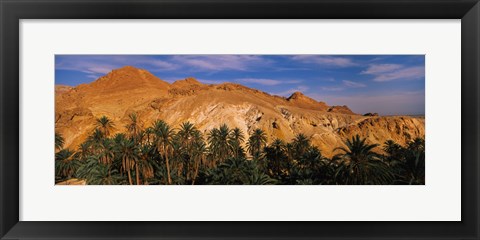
[
  {"left": 247, "top": 128, "right": 267, "bottom": 160},
  {"left": 95, "top": 116, "right": 115, "bottom": 137},
  {"left": 383, "top": 137, "right": 425, "bottom": 185},
  {"left": 333, "top": 135, "right": 395, "bottom": 185},
  {"left": 56, "top": 117, "right": 424, "bottom": 185},
  {"left": 76, "top": 156, "right": 125, "bottom": 185},
  {"left": 198, "top": 157, "right": 276, "bottom": 185},
  {"left": 55, "top": 148, "right": 80, "bottom": 182},
  {"left": 55, "top": 132, "right": 65, "bottom": 150}
]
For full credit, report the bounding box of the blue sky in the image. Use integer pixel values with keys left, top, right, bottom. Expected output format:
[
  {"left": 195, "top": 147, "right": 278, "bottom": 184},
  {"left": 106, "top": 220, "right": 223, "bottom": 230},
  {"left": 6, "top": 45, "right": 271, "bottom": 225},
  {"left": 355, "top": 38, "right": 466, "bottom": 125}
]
[{"left": 55, "top": 55, "right": 425, "bottom": 115}]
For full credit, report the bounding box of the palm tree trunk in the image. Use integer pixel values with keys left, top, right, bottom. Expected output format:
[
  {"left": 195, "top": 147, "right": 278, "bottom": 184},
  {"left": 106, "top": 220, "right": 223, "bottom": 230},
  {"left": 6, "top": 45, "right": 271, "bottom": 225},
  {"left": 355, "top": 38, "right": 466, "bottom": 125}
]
[
  {"left": 164, "top": 145, "right": 172, "bottom": 185},
  {"left": 192, "top": 156, "right": 200, "bottom": 185},
  {"left": 135, "top": 163, "right": 140, "bottom": 185},
  {"left": 127, "top": 169, "right": 133, "bottom": 185}
]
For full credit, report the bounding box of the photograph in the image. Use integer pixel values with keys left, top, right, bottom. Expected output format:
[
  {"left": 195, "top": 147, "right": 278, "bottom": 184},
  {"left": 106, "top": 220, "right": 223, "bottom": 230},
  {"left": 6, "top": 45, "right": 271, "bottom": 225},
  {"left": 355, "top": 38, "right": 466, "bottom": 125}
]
[{"left": 54, "top": 55, "right": 425, "bottom": 185}]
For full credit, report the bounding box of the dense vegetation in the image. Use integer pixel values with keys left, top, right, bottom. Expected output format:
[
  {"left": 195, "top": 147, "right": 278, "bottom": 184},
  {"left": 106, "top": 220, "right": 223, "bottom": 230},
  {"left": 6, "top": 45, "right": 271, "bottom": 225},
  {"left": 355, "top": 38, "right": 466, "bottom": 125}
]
[{"left": 55, "top": 114, "right": 425, "bottom": 185}]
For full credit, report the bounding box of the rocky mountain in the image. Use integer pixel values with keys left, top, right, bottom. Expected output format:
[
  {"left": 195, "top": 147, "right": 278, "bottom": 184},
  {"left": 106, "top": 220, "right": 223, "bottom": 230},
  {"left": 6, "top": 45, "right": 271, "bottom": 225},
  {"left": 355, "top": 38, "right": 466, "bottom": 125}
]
[
  {"left": 55, "top": 85, "right": 73, "bottom": 95},
  {"left": 55, "top": 66, "right": 425, "bottom": 157}
]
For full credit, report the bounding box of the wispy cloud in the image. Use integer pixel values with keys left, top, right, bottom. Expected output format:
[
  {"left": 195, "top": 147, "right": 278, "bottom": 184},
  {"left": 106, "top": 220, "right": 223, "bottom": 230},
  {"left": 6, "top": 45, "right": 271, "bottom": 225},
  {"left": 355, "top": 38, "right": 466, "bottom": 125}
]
[
  {"left": 55, "top": 59, "right": 116, "bottom": 75},
  {"left": 321, "top": 86, "right": 344, "bottom": 91},
  {"left": 86, "top": 74, "right": 100, "bottom": 79},
  {"left": 273, "top": 67, "right": 311, "bottom": 72},
  {"left": 321, "top": 80, "right": 366, "bottom": 92},
  {"left": 361, "top": 64, "right": 403, "bottom": 75},
  {"left": 362, "top": 64, "right": 425, "bottom": 82},
  {"left": 291, "top": 55, "right": 357, "bottom": 67},
  {"left": 342, "top": 80, "right": 366, "bottom": 88},
  {"left": 170, "top": 55, "right": 271, "bottom": 72},
  {"left": 148, "top": 60, "right": 178, "bottom": 71},
  {"left": 235, "top": 78, "right": 301, "bottom": 86},
  {"left": 55, "top": 55, "right": 179, "bottom": 75}
]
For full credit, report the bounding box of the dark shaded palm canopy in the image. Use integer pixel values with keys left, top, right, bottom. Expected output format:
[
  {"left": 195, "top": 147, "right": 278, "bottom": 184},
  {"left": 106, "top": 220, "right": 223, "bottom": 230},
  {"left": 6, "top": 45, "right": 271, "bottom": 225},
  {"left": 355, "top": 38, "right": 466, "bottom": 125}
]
[
  {"left": 55, "top": 132, "right": 64, "bottom": 150},
  {"left": 229, "top": 127, "right": 245, "bottom": 143},
  {"left": 177, "top": 122, "right": 197, "bottom": 146},
  {"left": 247, "top": 128, "right": 267, "bottom": 159},
  {"left": 149, "top": 119, "right": 175, "bottom": 184},
  {"left": 292, "top": 133, "right": 311, "bottom": 156},
  {"left": 116, "top": 136, "right": 137, "bottom": 185},
  {"left": 207, "top": 124, "right": 231, "bottom": 161},
  {"left": 56, "top": 117, "right": 424, "bottom": 185},
  {"left": 334, "top": 134, "right": 380, "bottom": 163},
  {"left": 333, "top": 135, "right": 394, "bottom": 185}
]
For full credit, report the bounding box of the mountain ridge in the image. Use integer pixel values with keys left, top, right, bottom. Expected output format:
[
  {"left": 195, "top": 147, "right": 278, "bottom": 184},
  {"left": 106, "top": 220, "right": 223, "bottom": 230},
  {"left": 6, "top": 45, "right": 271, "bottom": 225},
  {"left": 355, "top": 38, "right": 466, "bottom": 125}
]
[{"left": 55, "top": 66, "right": 425, "bottom": 157}]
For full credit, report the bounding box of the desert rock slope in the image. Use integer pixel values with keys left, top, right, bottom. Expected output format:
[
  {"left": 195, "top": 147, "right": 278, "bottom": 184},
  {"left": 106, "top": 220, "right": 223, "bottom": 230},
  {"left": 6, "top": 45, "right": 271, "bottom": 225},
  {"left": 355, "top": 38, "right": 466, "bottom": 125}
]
[{"left": 55, "top": 66, "right": 425, "bottom": 157}]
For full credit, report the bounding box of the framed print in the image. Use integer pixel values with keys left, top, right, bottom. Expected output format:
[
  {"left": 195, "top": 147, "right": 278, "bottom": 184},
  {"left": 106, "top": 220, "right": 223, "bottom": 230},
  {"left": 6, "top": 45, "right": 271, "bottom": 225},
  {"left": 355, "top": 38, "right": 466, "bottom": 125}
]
[{"left": 1, "top": 0, "right": 479, "bottom": 239}]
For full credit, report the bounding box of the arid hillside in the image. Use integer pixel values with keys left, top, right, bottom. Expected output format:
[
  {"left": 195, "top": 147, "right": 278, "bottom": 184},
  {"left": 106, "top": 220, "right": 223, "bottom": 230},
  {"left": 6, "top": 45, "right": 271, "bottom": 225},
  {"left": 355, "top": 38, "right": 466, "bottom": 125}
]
[{"left": 55, "top": 66, "right": 425, "bottom": 157}]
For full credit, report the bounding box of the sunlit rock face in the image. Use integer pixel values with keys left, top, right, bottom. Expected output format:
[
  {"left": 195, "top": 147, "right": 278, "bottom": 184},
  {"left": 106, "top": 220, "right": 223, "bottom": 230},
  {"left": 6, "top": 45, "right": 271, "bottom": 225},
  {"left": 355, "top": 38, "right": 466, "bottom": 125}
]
[{"left": 55, "top": 66, "right": 424, "bottom": 157}]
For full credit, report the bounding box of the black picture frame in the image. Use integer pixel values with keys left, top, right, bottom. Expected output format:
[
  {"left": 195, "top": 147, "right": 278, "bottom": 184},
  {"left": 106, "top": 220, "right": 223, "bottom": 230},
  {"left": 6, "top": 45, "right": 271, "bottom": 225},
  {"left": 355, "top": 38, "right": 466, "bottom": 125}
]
[{"left": 1, "top": 0, "right": 479, "bottom": 239}]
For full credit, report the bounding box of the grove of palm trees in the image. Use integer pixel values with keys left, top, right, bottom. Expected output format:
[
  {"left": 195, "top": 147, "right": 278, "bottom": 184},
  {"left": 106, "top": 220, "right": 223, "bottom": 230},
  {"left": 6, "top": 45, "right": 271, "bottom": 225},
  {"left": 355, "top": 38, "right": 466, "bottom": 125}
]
[{"left": 55, "top": 114, "right": 425, "bottom": 185}]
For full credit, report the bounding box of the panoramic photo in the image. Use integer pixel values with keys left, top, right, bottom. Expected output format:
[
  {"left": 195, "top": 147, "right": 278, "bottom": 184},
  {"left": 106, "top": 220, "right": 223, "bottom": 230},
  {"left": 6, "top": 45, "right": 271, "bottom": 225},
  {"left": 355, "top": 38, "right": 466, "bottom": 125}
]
[{"left": 55, "top": 55, "right": 425, "bottom": 185}]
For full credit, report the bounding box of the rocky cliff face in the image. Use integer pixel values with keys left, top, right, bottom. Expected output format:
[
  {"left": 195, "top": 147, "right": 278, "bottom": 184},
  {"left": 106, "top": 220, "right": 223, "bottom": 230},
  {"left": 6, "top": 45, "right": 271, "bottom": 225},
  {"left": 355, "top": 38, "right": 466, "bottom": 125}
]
[{"left": 55, "top": 66, "right": 425, "bottom": 157}]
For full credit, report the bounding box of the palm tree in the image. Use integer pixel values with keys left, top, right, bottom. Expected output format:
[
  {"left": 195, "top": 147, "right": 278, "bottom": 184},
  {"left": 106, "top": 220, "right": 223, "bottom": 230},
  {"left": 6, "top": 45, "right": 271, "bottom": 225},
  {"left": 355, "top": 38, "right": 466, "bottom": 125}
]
[
  {"left": 76, "top": 142, "right": 92, "bottom": 161},
  {"left": 55, "top": 132, "right": 64, "bottom": 150},
  {"left": 137, "top": 144, "right": 155, "bottom": 184},
  {"left": 125, "top": 113, "right": 142, "bottom": 142},
  {"left": 144, "top": 127, "right": 154, "bottom": 144},
  {"left": 177, "top": 122, "right": 197, "bottom": 148},
  {"left": 207, "top": 124, "right": 230, "bottom": 163},
  {"left": 228, "top": 127, "right": 245, "bottom": 159},
  {"left": 55, "top": 148, "right": 79, "bottom": 182},
  {"left": 246, "top": 167, "right": 277, "bottom": 185},
  {"left": 384, "top": 140, "right": 402, "bottom": 155},
  {"left": 407, "top": 138, "right": 425, "bottom": 153},
  {"left": 291, "top": 146, "right": 334, "bottom": 185},
  {"left": 383, "top": 139, "right": 404, "bottom": 165},
  {"left": 292, "top": 133, "right": 311, "bottom": 156},
  {"left": 95, "top": 116, "right": 115, "bottom": 137},
  {"left": 76, "top": 156, "right": 124, "bottom": 185},
  {"left": 177, "top": 122, "right": 199, "bottom": 183},
  {"left": 402, "top": 138, "right": 425, "bottom": 184},
  {"left": 151, "top": 119, "right": 175, "bottom": 184},
  {"left": 247, "top": 128, "right": 267, "bottom": 159},
  {"left": 264, "top": 139, "right": 286, "bottom": 175},
  {"left": 285, "top": 142, "right": 295, "bottom": 162},
  {"left": 86, "top": 128, "right": 105, "bottom": 154},
  {"left": 99, "top": 139, "right": 114, "bottom": 165},
  {"left": 204, "top": 157, "right": 276, "bottom": 185},
  {"left": 191, "top": 131, "right": 207, "bottom": 185},
  {"left": 299, "top": 146, "right": 326, "bottom": 168},
  {"left": 116, "top": 136, "right": 137, "bottom": 185},
  {"left": 97, "top": 138, "right": 115, "bottom": 178},
  {"left": 333, "top": 135, "right": 394, "bottom": 184}
]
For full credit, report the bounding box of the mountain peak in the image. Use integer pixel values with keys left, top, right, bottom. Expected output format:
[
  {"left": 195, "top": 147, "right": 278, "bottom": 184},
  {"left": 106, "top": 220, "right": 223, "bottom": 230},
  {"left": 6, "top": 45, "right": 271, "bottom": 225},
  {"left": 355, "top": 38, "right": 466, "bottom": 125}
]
[
  {"left": 115, "top": 65, "right": 138, "bottom": 71},
  {"left": 172, "top": 77, "right": 203, "bottom": 88},
  {"left": 328, "top": 105, "right": 356, "bottom": 115},
  {"left": 287, "top": 91, "right": 329, "bottom": 111},
  {"left": 88, "top": 66, "right": 170, "bottom": 91},
  {"left": 108, "top": 66, "right": 144, "bottom": 75},
  {"left": 287, "top": 91, "right": 306, "bottom": 100},
  {"left": 184, "top": 77, "right": 201, "bottom": 84}
]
